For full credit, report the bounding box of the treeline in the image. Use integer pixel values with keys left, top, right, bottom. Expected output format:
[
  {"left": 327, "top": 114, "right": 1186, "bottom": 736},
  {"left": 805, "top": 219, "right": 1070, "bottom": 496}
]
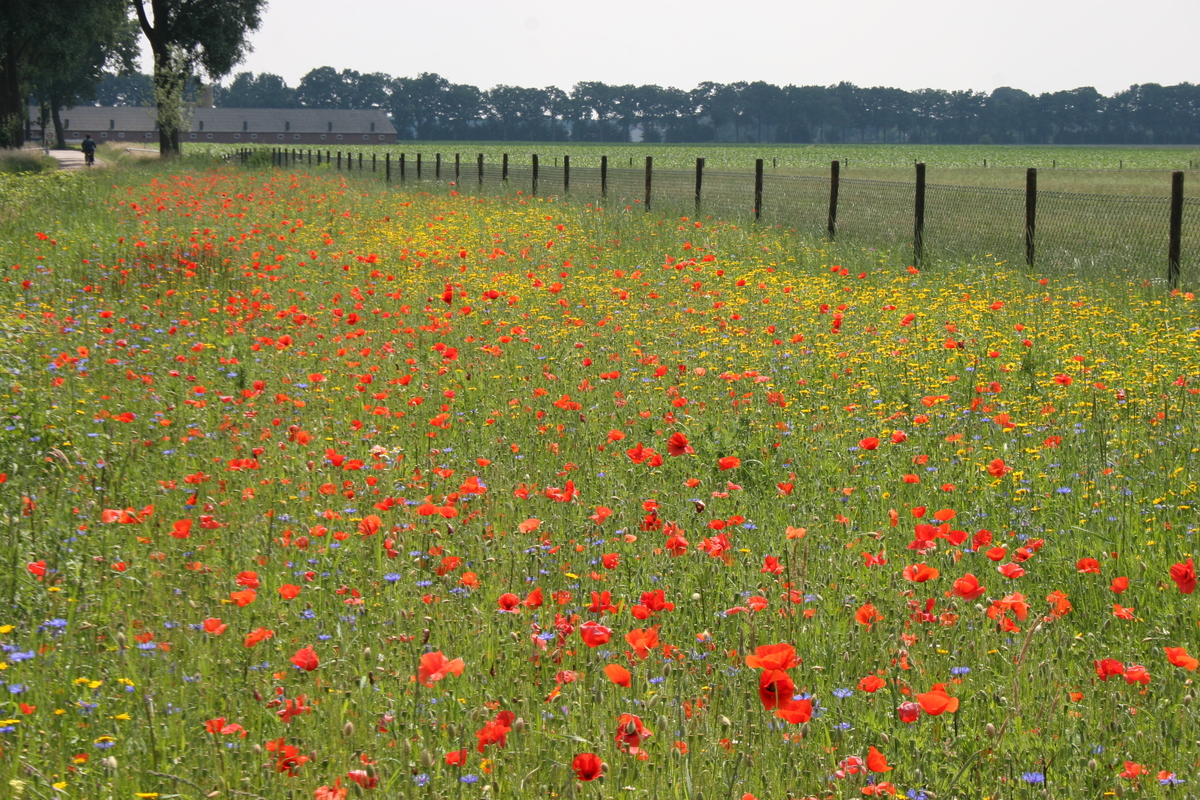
[{"left": 93, "top": 69, "right": 1200, "bottom": 145}]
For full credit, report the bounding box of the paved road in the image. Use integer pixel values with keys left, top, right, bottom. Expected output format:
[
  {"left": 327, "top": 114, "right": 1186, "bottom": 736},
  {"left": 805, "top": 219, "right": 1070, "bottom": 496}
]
[{"left": 49, "top": 149, "right": 104, "bottom": 170}]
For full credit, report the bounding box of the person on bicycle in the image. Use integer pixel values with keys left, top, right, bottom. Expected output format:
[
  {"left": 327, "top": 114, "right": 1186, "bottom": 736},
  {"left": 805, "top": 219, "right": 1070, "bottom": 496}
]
[{"left": 81, "top": 134, "right": 97, "bottom": 166}]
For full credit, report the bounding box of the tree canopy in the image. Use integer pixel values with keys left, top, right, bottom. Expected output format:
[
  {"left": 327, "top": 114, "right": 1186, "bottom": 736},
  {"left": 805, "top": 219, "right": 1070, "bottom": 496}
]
[{"left": 132, "top": 0, "right": 266, "bottom": 155}]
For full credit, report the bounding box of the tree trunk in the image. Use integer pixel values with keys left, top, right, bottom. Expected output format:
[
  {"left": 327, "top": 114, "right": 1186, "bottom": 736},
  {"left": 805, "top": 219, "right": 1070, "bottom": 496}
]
[
  {"left": 0, "top": 36, "right": 26, "bottom": 148},
  {"left": 50, "top": 93, "right": 66, "bottom": 149}
]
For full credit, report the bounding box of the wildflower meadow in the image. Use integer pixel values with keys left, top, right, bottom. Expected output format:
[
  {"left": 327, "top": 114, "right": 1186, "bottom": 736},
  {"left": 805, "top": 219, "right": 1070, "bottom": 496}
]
[{"left": 1, "top": 161, "right": 1198, "bottom": 800}]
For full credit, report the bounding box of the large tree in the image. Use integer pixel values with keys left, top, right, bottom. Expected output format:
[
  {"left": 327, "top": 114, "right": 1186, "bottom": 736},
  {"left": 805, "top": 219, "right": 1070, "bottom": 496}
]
[
  {"left": 32, "top": 13, "right": 139, "bottom": 148},
  {"left": 131, "top": 0, "right": 266, "bottom": 157},
  {"left": 0, "top": 0, "right": 130, "bottom": 147}
]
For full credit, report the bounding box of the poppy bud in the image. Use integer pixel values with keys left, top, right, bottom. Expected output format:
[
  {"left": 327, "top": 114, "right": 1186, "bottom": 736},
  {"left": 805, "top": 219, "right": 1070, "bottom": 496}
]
[
  {"left": 694, "top": 500, "right": 705, "bottom": 513},
  {"left": 718, "top": 715, "right": 731, "bottom": 728},
  {"left": 342, "top": 721, "right": 354, "bottom": 738},
  {"left": 102, "top": 756, "right": 118, "bottom": 770},
  {"left": 1114, "top": 783, "right": 1124, "bottom": 798},
  {"left": 116, "top": 632, "right": 126, "bottom": 648},
  {"left": 513, "top": 717, "right": 526, "bottom": 733},
  {"left": 363, "top": 647, "right": 371, "bottom": 658},
  {"left": 691, "top": 593, "right": 701, "bottom": 602},
  {"left": 663, "top": 662, "right": 672, "bottom": 676},
  {"left": 251, "top": 744, "right": 262, "bottom": 755},
  {"left": 800, "top": 722, "right": 810, "bottom": 738},
  {"left": 1088, "top": 758, "right": 1098, "bottom": 771},
  {"left": 879, "top": 732, "right": 890, "bottom": 744},
  {"left": 985, "top": 723, "right": 996, "bottom": 738},
  {"left": 419, "top": 749, "right": 434, "bottom": 769},
  {"left": 422, "top": 628, "right": 430, "bottom": 644}
]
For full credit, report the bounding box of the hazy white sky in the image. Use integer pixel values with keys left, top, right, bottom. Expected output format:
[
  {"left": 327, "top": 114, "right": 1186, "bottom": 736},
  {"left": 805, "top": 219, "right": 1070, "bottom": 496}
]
[{"left": 153, "top": 0, "right": 1199, "bottom": 96}]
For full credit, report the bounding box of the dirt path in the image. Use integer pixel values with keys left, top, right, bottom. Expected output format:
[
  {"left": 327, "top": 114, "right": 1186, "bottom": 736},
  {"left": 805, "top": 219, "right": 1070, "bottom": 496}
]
[{"left": 49, "top": 149, "right": 105, "bottom": 170}]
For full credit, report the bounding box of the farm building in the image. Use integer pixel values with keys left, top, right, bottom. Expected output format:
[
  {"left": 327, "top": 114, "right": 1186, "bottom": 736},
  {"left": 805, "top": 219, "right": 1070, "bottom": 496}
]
[{"left": 41, "top": 107, "right": 397, "bottom": 145}]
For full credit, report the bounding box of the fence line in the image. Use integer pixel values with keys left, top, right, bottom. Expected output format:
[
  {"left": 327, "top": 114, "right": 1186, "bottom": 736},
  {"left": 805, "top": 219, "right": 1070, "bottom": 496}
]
[{"left": 241, "top": 147, "right": 1194, "bottom": 288}]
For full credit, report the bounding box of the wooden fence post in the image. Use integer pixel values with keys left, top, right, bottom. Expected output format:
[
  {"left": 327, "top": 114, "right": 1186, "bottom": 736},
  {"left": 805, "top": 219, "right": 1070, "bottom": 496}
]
[
  {"left": 532, "top": 154, "right": 539, "bottom": 195},
  {"left": 754, "top": 158, "right": 764, "bottom": 221},
  {"left": 400, "top": 153, "right": 406, "bottom": 182},
  {"left": 913, "top": 162, "right": 926, "bottom": 265},
  {"left": 435, "top": 153, "right": 441, "bottom": 180},
  {"left": 695, "top": 157, "right": 704, "bottom": 212},
  {"left": 372, "top": 153, "right": 376, "bottom": 172},
  {"left": 563, "top": 155, "right": 570, "bottom": 193},
  {"left": 828, "top": 160, "right": 840, "bottom": 239},
  {"left": 385, "top": 152, "right": 390, "bottom": 182},
  {"left": 644, "top": 156, "right": 652, "bottom": 212},
  {"left": 337, "top": 151, "right": 341, "bottom": 170},
  {"left": 455, "top": 153, "right": 460, "bottom": 183},
  {"left": 1025, "top": 168, "right": 1037, "bottom": 268},
  {"left": 1169, "top": 171, "right": 1184, "bottom": 289},
  {"left": 502, "top": 153, "right": 508, "bottom": 182},
  {"left": 477, "top": 153, "right": 484, "bottom": 185},
  {"left": 358, "top": 152, "right": 362, "bottom": 170},
  {"left": 417, "top": 153, "right": 422, "bottom": 180},
  {"left": 601, "top": 156, "right": 608, "bottom": 198}
]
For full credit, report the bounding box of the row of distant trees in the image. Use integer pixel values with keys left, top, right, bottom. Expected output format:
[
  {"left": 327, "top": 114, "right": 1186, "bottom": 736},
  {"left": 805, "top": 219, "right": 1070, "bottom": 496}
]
[{"left": 94, "top": 69, "right": 1200, "bottom": 145}]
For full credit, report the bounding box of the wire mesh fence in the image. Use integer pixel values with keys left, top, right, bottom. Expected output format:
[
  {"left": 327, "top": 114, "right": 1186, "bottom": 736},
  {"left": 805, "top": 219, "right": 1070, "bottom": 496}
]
[{"left": 251, "top": 147, "right": 1197, "bottom": 288}]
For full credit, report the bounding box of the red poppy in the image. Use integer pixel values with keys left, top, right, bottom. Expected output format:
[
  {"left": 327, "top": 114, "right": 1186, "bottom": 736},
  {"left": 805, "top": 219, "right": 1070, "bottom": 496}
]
[
  {"left": 775, "top": 695, "right": 813, "bottom": 724},
  {"left": 745, "top": 643, "right": 798, "bottom": 672},
  {"left": 866, "top": 746, "right": 893, "bottom": 773},
  {"left": 859, "top": 437, "right": 880, "bottom": 451},
  {"left": 1076, "top": 557, "right": 1101, "bottom": 574},
  {"left": 757, "top": 670, "right": 795, "bottom": 710},
  {"left": 858, "top": 675, "right": 886, "bottom": 693},
  {"left": 1170, "top": 558, "right": 1196, "bottom": 594},
  {"left": 524, "top": 587, "right": 544, "bottom": 608},
  {"left": 571, "top": 752, "right": 604, "bottom": 781},
  {"left": 265, "top": 738, "right": 309, "bottom": 775},
  {"left": 579, "top": 621, "right": 612, "bottom": 648},
  {"left": 951, "top": 573, "right": 986, "bottom": 600},
  {"left": 278, "top": 584, "right": 301, "bottom": 600},
  {"left": 902, "top": 563, "right": 939, "bottom": 582},
  {"left": 997, "top": 562, "right": 1025, "bottom": 579},
  {"left": 855, "top": 603, "right": 884, "bottom": 628},
  {"left": 230, "top": 588, "right": 257, "bottom": 607},
  {"left": 625, "top": 627, "right": 659, "bottom": 659},
  {"left": 202, "top": 618, "right": 227, "bottom": 635},
  {"left": 497, "top": 592, "right": 522, "bottom": 612},
  {"left": 244, "top": 627, "right": 274, "bottom": 648},
  {"left": 475, "top": 710, "right": 515, "bottom": 752},
  {"left": 916, "top": 684, "right": 959, "bottom": 715},
  {"left": 667, "top": 432, "right": 693, "bottom": 456},
  {"left": 604, "top": 664, "right": 632, "bottom": 687},
  {"left": 1124, "top": 664, "right": 1150, "bottom": 685},
  {"left": 589, "top": 591, "right": 618, "bottom": 613},
  {"left": 1110, "top": 576, "right": 1129, "bottom": 593},
  {"left": 717, "top": 456, "right": 741, "bottom": 471},
  {"left": 1165, "top": 646, "right": 1199, "bottom": 671},
  {"left": 896, "top": 701, "right": 920, "bottom": 723},
  {"left": 417, "top": 651, "right": 465, "bottom": 687},
  {"left": 445, "top": 749, "right": 469, "bottom": 766},
  {"left": 290, "top": 645, "right": 319, "bottom": 671},
  {"left": 1094, "top": 658, "right": 1126, "bottom": 680},
  {"left": 235, "top": 570, "right": 260, "bottom": 589},
  {"left": 614, "top": 713, "right": 652, "bottom": 758}
]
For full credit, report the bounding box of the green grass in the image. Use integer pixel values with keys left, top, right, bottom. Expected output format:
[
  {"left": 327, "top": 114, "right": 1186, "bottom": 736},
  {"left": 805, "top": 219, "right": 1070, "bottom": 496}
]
[
  {"left": 0, "top": 161, "right": 1198, "bottom": 800},
  {"left": 0, "top": 149, "right": 59, "bottom": 174}
]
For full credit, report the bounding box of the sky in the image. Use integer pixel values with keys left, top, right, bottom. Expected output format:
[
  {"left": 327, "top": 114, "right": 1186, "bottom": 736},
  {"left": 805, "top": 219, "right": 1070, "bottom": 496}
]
[{"left": 146, "top": 0, "right": 1199, "bottom": 96}]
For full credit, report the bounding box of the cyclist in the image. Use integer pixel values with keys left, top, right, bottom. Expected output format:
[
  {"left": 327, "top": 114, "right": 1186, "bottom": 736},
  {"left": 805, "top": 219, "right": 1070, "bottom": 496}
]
[{"left": 81, "top": 134, "right": 96, "bottom": 166}]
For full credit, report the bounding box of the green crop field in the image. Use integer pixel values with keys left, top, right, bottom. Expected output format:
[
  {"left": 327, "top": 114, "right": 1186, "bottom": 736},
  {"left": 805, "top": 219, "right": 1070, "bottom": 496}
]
[{"left": 0, "top": 157, "right": 1198, "bottom": 800}]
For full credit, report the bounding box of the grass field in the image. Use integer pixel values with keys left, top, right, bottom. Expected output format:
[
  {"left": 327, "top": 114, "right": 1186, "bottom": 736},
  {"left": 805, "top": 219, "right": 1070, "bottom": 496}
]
[
  {"left": 1, "top": 161, "right": 1198, "bottom": 800},
  {"left": 188, "top": 142, "right": 1200, "bottom": 197}
]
